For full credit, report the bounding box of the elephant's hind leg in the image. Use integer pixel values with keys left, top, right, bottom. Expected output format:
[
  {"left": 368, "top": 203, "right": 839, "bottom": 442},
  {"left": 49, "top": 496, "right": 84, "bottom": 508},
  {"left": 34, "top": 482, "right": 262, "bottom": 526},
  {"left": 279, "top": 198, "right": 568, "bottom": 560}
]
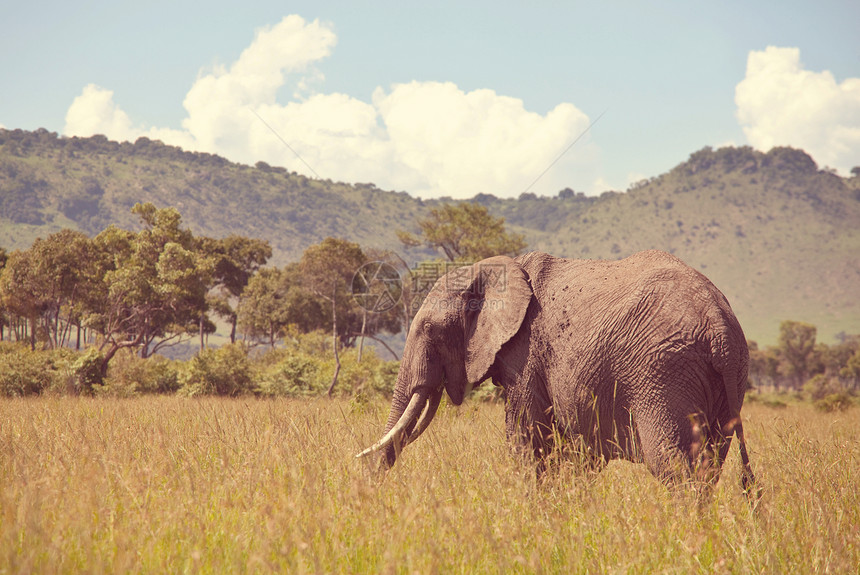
[
  {"left": 633, "top": 407, "right": 699, "bottom": 487},
  {"left": 690, "top": 414, "right": 735, "bottom": 485}
]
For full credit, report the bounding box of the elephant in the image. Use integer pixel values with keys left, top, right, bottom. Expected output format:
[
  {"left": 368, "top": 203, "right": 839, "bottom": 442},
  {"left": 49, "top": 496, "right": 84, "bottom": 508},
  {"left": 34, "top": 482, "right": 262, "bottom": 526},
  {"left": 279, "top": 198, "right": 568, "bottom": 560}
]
[{"left": 357, "top": 250, "right": 756, "bottom": 494}]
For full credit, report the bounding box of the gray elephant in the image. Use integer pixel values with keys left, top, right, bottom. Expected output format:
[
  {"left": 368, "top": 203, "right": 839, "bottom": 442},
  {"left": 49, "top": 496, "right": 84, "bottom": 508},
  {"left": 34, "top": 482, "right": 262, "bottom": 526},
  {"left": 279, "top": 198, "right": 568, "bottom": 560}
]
[{"left": 358, "top": 250, "right": 755, "bottom": 493}]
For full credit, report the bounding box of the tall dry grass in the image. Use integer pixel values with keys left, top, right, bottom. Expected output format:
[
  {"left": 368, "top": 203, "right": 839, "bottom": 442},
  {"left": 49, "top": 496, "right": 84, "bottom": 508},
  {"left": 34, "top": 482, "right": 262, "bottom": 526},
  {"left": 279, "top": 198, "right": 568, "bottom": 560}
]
[{"left": 1, "top": 397, "right": 857, "bottom": 573}]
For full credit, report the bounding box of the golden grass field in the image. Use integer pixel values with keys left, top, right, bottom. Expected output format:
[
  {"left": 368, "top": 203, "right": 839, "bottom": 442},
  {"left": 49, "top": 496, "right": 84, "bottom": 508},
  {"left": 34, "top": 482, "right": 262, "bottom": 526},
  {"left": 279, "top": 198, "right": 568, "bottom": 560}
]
[{"left": 1, "top": 396, "right": 858, "bottom": 573}]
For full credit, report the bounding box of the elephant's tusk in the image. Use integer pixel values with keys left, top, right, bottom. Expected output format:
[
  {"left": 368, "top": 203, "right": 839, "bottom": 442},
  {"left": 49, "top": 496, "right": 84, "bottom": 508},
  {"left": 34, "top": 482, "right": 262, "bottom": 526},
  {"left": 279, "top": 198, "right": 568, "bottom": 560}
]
[
  {"left": 355, "top": 389, "right": 429, "bottom": 458},
  {"left": 405, "top": 386, "right": 443, "bottom": 447}
]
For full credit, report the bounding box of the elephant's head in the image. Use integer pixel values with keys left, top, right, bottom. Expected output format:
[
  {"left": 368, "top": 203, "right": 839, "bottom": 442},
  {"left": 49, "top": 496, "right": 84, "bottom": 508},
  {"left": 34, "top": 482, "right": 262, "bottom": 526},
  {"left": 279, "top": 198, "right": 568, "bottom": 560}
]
[{"left": 357, "top": 255, "right": 533, "bottom": 467}]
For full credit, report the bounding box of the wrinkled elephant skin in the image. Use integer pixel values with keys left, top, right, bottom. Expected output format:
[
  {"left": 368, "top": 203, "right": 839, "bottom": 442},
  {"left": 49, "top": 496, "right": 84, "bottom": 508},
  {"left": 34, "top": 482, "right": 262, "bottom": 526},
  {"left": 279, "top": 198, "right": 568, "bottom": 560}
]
[{"left": 358, "top": 250, "right": 755, "bottom": 493}]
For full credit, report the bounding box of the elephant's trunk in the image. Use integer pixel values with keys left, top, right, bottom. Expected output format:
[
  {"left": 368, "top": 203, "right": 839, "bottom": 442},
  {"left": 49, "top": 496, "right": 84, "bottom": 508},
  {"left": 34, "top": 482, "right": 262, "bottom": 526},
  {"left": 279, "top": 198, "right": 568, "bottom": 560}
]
[
  {"left": 355, "top": 388, "right": 429, "bottom": 460},
  {"left": 355, "top": 359, "right": 444, "bottom": 466}
]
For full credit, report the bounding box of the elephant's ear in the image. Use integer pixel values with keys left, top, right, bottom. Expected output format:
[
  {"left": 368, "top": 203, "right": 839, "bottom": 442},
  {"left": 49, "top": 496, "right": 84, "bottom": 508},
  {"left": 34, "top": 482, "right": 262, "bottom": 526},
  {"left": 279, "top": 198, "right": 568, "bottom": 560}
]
[{"left": 463, "top": 256, "right": 532, "bottom": 385}]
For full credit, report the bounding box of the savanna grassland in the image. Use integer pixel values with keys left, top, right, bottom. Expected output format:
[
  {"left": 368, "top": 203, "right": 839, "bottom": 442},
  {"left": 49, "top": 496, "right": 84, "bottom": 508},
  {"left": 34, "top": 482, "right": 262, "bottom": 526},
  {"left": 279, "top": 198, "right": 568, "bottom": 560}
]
[{"left": 1, "top": 397, "right": 857, "bottom": 573}]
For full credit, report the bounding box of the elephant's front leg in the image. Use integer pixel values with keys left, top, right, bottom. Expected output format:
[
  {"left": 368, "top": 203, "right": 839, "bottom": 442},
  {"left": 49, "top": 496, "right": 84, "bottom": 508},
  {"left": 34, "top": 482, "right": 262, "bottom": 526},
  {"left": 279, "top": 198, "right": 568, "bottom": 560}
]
[{"left": 504, "top": 388, "right": 554, "bottom": 474}]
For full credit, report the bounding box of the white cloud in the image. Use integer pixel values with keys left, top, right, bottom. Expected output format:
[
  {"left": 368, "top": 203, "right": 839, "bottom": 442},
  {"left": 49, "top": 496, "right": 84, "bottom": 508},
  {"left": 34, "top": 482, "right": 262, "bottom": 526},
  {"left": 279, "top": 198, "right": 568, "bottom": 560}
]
[
  {"left": 65, "top": 84, "right": 138, "bottom": 142},
  {"left": 736, "top": 46, "right": 860, "bottom": 174},
  {"left": 63, "top": 14, "right": 597, "bottom": 198},
  {"left": 373, "top": 81, "right": 594, "bottom": 197}
]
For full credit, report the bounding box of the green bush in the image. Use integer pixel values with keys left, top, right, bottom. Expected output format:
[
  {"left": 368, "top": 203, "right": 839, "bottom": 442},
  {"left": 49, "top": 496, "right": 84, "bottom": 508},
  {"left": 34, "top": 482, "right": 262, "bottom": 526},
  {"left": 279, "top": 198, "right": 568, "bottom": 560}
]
[
  {"left": 470, "top": 381, "right": 506, "bottom": 403},
  {"left": 744, "top": 393, "right": 788, "bottom": 409},
  {"left": 256, "top": 343, "right": 399, "bottom": 399},
  {"left": 257, "top": 351, "right": 323, "bottom": 397},
  {"left": 814, "top": 392, "right": 854, "bottom": 412},
  {"left": 804, "top": 373, "right": 842, "bottom": 401},
  {"left": 72, "top": 347, "right": 104, "bottom": 394},
  {"left": 141, "top": 355, "right": 181, "bottom": 394},
  {"left": 0, "top": 342, "right": 60, "bottom": 396},
  {"left": 102, "top": 349, "right": 180, "bottom": 396},
  {"left": 0, "top": 331, "right": 399, "bottom": 399},
  {"left": 318, "top": 348, "right": 399, "bottom": 398},
  {"left": 180, "top": 343, "right": 254, "bottom": 396}
]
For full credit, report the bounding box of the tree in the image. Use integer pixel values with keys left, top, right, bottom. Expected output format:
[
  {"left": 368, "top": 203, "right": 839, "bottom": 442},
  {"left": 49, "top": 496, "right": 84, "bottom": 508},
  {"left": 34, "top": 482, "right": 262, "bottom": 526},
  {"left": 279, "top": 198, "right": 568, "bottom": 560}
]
[
  {"left": 237, "top": 264, "right": 327, "bottom": 348},
  {"left": 397, "top": 202, "right": 526, "bottom": 262},
  {"left": 747, "top": 340, "right": 781, "bottom": 391},
  {"left": 776, "top": 320, "right": 823, "bottom": 388},
  {"left": 0, "top": 247, "right": 6, "bottom": 340},
  {"left": 85, "top": 203, "right": 213, "bottom": 375},
  {"left": 299, "top": 237, "right": 402, "bottom": 394},
  {"left": 0, "top": 248, "right": 42, "bottom": 348},
  {"left": 0, "top": 230, "right": 100, "bottom": 350},
  {"left": 353, "top": 248, "right": 408, "bottom": 359},
  {"left": 198, "top": 235, "right": 272, "bottom": 344},
  {"left": 840, "top": 349, "right": 860, "bottom": 390},
  {"left": 300, "top": 238, "right": 366, "bottom": 396}
]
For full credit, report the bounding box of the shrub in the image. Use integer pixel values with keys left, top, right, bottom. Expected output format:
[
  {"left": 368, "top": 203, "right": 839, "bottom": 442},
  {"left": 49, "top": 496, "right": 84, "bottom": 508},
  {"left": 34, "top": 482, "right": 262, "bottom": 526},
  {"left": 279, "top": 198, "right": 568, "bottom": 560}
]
[
  {"left": 256, "top": 344, "right": 399, "bottom": 398},
  {"left": 102, "top": 349, "right": 180, "bottom": 396},
  {"left": 180, "top": 343, "right": 254, "bottom": 396},
  {"left": 803, "top": 373, "right": 842, "bottom": 401},
  {"left": 257, "top": 351, "right": 323, "bottom": 397},
  {"left": 814, "top": 392, "right": 854, "bottom": 413},
  {"left": 317, "top": 348, "right": 399, "bottom": 398},
  {"left": 0, "top": 342, "right": 60, "bottom": 396},
  {"left": 470, "top": 382, "right": 505, "bottom": 403},
  {"left": 141, "top": 355, "right": 181, "bottom": 394},
  {"left": 744, "top": 393, "right": 788, "bottom": 409},
  {"left": 0, "top": 343, "right": 112, "bottom": 396},
  {"left": 72, "top": 347, "right": 104, "bottom": 394}
]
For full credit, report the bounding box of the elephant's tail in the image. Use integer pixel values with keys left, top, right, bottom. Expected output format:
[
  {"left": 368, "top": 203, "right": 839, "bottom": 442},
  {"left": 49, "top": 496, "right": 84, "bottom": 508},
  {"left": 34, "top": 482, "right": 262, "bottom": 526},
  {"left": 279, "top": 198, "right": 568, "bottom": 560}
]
[
  {"left": 711, "top": 332, "right": 758, "bottom": 499},
  {"left": 733, "top": 419, "right": 756, "bottom": 497}
]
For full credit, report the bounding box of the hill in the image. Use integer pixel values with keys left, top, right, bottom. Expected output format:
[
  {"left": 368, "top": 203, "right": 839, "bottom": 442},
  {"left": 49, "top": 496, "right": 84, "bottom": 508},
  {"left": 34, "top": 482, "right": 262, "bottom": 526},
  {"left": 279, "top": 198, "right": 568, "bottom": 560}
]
[
  {"left": 481, "top": 146, "right": 860, "bottom": 344},
  {"left": 0, "top": 128, "right": 426, "bottom": 265},
  {"left": 1, "top": 128, "right": 858, "bottom": 344}
]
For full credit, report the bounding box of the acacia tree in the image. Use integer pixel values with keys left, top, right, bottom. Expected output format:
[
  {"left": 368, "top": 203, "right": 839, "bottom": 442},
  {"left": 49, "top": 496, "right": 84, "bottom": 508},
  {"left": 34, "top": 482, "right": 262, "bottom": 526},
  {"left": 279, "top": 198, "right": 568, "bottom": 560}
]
[
  {"left": 199, "top": 235, "right": 272, "bottom": 344},
  {"left": 85, "top": 203, "right": 213, "bottom": 374},
  {"left": 0, "top": 230, "right": 100, "bottom": 350},
  {"left": 397, "top": 202, "right": 526, "bottom": 262},
  {"left": 237, "top": 264, "right": 327, "bottom": 347},
  {"left": 776, "top": 320, "right": 823, "bottom": 388}
]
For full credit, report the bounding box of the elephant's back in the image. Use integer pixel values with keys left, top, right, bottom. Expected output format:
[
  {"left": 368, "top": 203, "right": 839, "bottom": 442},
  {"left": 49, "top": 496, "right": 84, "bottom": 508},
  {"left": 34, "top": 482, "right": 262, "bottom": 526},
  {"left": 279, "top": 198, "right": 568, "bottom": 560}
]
[
  {"left": 519, "top": 249, "right": 746, "bottom": 384},
  {"left": 518, "top": 250, "right": 736, "bottom": 316},
  {"left": 517, "top": 249, "right": 717, "bottom": 308}
]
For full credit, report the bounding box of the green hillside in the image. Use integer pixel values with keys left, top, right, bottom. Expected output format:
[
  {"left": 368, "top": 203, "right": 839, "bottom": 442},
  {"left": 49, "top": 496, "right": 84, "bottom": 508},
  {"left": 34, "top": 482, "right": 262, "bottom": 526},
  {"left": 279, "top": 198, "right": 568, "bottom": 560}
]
[
  {"left": 0, "top": 129, "right": 422, "bottom": 264},
  {"left": 483, "top": 146, "right": 860, "bottom": 344},
  {"left": 1, "top": 128, "right": 858, "bottom": 344}
]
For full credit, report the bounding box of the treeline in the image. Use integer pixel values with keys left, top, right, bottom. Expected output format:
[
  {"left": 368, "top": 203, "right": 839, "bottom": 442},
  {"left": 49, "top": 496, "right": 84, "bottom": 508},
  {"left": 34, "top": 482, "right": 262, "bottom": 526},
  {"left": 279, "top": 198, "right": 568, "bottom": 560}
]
[
  {"left": 748, "top": 320, "right": 860, "bottom": 411},
  {"left": 1, "top": 199, "right": 858, "bottom": 408},
  {"left": 0, "top": 201, "right": 532, "bottom": 399},
  {"left": 0, "top": 202, "right": 414, "bottom": 396}
]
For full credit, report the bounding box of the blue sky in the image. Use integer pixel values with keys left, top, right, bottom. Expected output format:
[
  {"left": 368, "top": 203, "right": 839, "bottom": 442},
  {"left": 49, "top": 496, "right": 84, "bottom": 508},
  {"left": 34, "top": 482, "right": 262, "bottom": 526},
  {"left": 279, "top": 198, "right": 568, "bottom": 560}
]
[{"left": 2, "top": 1, "right": 858, "bottom": 198}]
